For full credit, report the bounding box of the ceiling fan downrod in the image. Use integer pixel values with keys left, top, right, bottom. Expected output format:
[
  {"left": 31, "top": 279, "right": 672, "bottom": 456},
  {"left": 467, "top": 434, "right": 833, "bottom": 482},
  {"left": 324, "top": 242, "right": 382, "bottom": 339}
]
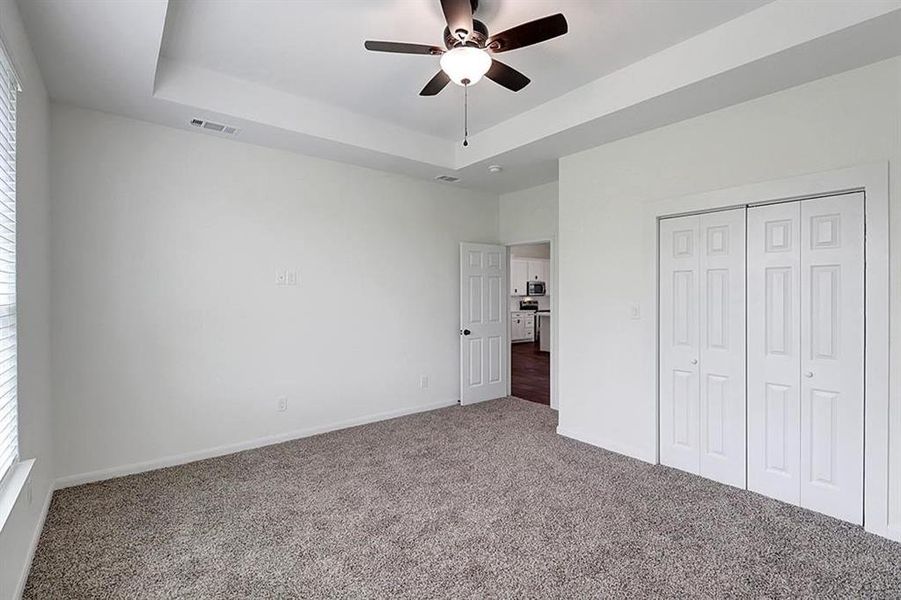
[{"left": 462, "top": 79, "right": 470, "bottom": 147}]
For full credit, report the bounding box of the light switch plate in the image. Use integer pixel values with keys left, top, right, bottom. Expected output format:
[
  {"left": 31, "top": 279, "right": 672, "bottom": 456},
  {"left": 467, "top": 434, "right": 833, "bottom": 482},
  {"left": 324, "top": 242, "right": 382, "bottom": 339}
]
[
  {"left": 629, "top": 303, "right": 641, "bottom": 320},
  {"left": 286, "top": 270, "right": 298, "bottom": 286},
  {"left": 276, "top": 269, "right": 287, "bottom": 286}
]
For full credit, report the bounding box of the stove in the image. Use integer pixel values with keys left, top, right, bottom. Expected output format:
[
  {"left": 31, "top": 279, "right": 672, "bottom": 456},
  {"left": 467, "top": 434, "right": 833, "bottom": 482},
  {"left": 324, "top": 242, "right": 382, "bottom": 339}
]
[{"left": 519, "top": 300, "right": 539, "bottom": 312}]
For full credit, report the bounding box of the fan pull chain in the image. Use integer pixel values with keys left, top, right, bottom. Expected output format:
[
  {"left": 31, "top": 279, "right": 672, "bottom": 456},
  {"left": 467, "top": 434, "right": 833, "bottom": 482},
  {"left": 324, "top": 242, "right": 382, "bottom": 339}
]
[{"left": 463, "top": 80, "right": 469, "bottom": 147}]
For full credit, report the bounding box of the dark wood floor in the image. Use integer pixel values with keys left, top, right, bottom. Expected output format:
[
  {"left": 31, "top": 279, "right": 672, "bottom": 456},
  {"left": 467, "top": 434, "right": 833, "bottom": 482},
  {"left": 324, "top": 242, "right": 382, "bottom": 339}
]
[{"left": 511, "top": 341, "right": 550, "bottom": 405}]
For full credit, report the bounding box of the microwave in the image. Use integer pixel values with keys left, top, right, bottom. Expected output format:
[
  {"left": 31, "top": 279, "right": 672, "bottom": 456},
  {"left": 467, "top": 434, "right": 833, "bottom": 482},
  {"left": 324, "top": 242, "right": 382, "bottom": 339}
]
[{"left": 527, "top": 281, "right": 546, "bottom": 296}]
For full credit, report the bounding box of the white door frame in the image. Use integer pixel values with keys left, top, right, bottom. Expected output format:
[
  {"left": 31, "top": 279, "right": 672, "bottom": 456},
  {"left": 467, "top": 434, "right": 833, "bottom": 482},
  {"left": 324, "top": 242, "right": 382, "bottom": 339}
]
[
  {"left": 648, "top": 163, "right": 893, "bottom": 541},
  {"left": 505, "top": 238, "right": 558, "bottom": 410}
]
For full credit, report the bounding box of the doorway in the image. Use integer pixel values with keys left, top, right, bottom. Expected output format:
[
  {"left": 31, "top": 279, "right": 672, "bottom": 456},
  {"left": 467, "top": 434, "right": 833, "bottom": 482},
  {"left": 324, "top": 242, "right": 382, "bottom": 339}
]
[{"left": 508, "top": 242, "right": 551, "bottom": 405}]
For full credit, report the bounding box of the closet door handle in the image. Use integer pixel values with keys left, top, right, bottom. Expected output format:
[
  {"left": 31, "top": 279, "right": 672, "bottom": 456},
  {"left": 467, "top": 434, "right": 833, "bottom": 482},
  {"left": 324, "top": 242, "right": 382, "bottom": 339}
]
[
  {"left": 690, "top": 359, "right": 698, "bottom": 365},
  {"left": 804, "top": 371, "right": 813, "bottom": 378}
]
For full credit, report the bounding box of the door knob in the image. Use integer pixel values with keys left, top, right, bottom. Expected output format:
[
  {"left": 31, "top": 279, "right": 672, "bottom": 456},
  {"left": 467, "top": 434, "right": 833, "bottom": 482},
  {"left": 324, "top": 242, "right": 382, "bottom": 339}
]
[
  {"left": 804, "top": 371, "right": 813, "bottom": 378},
  {"left": 690, "top": 359, "right": 698, "bottom": 365},
  {"left": 461, "top": 329, "right": 471, "bottom": 336}
]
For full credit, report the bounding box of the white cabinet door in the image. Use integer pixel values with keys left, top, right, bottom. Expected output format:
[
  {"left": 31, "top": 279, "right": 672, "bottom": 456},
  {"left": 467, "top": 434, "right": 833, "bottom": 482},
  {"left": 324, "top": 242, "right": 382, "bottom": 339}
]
[
  {"left": 799, "top": 193, "right": 864, "bottom": 524},
  {"left": 524, "top": 314, "right": 535, "bottom": 341},
  {"left": 460, "top": 243, "right": 507, "bottom": 405},
  {"left": 527, "top": 259, "right": 549, "bottom": 283},
  {"left": 748, "top": 201, "right": 802, "bottom": 505},
  {"left": 510, "top": 259, "right": 529, "bottom": 296},
  {"left": 747, "top": 193, "right": 864, "bottom": 524},
  {"left": 511, "top": 314, "right": 524, "bottom": 341},
  {"left": 698, "top": 209, "right": 746, "bottom": 488},
  {"left": 659, "top": 214, "right": 701, "bottom": 475}
]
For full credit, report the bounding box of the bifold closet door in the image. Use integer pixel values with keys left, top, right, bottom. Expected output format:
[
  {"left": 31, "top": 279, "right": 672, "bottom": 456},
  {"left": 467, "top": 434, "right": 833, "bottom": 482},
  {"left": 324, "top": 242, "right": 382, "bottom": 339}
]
[
  {"left": 697, "top": 209, "right": 746, "bottom": 487},
  {"left": 799, "top": 193, "right": 864, "bottom": 523},
  {"left": 747, "top": 193, "right": 864, "bottom": 524},
  {"left": 747, "top": 202, "right": 802, "bottom": 505},
  {"left": 660, "top": 214, "right": 701, "bottom": 475},
  {"left": 660, "top": 209, "right": 746, "bottom": 487}
]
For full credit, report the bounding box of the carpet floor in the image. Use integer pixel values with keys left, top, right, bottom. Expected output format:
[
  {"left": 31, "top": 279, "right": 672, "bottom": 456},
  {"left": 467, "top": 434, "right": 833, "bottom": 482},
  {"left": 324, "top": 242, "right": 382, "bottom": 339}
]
[{"left": 24, "top": 398, "right": 901, "bottom": 599}]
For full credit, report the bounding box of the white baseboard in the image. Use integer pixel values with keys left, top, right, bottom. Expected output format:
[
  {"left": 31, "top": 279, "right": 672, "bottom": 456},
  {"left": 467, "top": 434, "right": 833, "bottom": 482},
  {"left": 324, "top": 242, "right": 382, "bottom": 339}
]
[
  {"left": 14, "top": 485, "right": 54, "bottom": 600},
  {"left": 556, "top": 425, "right": 656, "bottom": 465},
  {"left": 56, "top": 399, "right": 459, "bottom": 489}
]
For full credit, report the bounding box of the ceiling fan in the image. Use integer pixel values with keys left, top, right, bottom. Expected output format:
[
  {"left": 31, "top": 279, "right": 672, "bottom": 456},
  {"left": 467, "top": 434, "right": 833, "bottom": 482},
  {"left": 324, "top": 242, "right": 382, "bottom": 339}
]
[{"left": 364, "top": 0, "right": 568, "bottom": 96}]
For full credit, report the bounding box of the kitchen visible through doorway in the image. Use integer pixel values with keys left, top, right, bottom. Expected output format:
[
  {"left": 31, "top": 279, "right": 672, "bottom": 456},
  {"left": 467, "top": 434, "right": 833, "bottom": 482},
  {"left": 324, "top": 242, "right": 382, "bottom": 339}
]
[{"left": 509, "top": 242, "right": 551, "bottom": 405}]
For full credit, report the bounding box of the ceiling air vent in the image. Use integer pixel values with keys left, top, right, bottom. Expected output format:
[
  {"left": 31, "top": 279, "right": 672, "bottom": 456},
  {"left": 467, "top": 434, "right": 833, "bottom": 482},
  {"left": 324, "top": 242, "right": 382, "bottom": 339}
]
[
  {"left": 434, "top": 175, "right": 460, "bottom": 183},
  {"left": 189, "top": 118, "right": 239, "bottom": 136}
]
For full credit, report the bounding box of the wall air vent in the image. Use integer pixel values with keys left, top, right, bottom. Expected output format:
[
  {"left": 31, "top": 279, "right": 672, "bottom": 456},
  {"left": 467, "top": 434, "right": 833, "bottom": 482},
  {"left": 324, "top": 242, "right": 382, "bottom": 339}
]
[
  {"left": 434, "top": 175, "right": 460, "bottom": 183},
  {"left": 189, "top": 118, "right": 239, "bottom": 136}
]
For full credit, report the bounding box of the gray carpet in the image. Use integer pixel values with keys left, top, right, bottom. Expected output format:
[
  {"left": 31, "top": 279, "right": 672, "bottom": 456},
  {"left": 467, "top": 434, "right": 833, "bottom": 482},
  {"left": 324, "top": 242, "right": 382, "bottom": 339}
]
[{"left": 24, "top": 398, "right": 901, "bottom": 599}]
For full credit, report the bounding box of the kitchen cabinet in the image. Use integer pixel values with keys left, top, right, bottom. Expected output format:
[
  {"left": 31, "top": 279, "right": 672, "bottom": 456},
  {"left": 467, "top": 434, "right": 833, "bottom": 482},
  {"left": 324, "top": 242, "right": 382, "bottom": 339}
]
[
  {"left": 510, "top": 259, "right": 529, "bottom": 296},
  {"left": 527, "top": 259, "right": 549, "bottom": 285},
  {"left": 510, "top": 258, "right": 550, "bottom": 296},
  {"left": 511, "top": 311, "right": 535, "bottom": 342}
]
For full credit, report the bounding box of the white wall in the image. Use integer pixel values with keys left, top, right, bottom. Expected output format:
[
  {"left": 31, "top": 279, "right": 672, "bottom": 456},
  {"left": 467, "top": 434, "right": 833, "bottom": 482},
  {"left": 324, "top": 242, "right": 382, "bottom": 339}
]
[
  {"left": 498, "top": 181, "right": 557, "bottom": 245},
  {"left": 0, "top": 0, "right": 52, "bottom": 597},
  {"left": 50, "top": 105, "right": 498, "bottom": 483},
  {"left": 558, "top": 58, "right": 901, "bottom": 525}
]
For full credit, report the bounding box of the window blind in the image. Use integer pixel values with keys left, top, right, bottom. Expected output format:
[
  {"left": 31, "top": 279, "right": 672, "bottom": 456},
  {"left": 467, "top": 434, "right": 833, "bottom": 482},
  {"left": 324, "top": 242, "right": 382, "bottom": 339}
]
[{"left": 0, "top": 44, "right": 17, "bottom": 486}]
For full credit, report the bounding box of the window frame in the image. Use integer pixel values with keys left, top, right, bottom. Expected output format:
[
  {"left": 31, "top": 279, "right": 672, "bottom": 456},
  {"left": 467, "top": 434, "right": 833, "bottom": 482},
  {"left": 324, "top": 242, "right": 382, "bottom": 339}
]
[{"left": 0, "top": 35, "right": 21, "bottom": 492}]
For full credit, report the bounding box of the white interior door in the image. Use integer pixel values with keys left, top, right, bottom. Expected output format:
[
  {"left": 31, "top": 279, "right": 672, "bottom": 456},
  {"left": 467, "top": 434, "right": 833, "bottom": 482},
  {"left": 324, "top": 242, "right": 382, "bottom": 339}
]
[
  {"left": 698, "top": 209, "right": 746, "bottom": 488},
  {"left": 747, "top": 193, "right": 864, "bottom": 524},
  {"left": 659, "top": 215, "right": 701, "bottom": 474},
  {"left": 799, "top": 193, "right": 864, "bottom": 524},
  {"left": 748, "top": 201, "right": 802, "bottom": 505},
  {"left": 460, "top": 243, "right": 507, "bottom": 405}
]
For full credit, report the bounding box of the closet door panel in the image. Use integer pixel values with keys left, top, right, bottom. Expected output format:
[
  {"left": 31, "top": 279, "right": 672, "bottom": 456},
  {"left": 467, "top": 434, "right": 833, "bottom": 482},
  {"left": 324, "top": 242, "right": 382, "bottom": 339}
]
[
  {"left": 747, "top": 202, "right": 802, "bottom": 505},
  {"left": 659, "top": 215, "right": 701, "bottom": 474},
  {"left": 698, "top": 209, "right": 746, "bottom": 488},
  {"left": 799, "top": 192, "right": 864, "bottom": 524}
]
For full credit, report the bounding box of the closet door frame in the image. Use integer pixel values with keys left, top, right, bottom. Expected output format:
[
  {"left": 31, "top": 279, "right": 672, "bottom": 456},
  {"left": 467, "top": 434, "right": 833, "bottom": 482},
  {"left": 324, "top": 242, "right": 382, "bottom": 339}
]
[{"left": 648, "top": 163, "right": 892, "bottom": 541}]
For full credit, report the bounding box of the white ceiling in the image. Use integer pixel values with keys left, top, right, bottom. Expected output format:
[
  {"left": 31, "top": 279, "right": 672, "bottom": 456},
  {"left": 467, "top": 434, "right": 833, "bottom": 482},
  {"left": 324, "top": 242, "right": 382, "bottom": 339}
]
[
  {"left": 17, "top": 0, "right": 901, "bottom": 194},
  {"left": 160, "top": 0, "right": 769, "bottom": 140}
]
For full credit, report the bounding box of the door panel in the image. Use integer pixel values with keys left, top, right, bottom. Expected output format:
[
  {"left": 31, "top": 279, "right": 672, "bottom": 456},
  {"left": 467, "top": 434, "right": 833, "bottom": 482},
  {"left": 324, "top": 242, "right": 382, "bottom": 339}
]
[
  {"left": 460, "top": 243, "right": 507, "bottom": 405},
  {"left": 510, "top": 259, "right": 528, "bottom": 296},
  {"left": 659, "top": 215, "right": 701, "bottom": 474},
  {"left": 799, "top": 193, "right": 864, "bottom": 524},
  {"left": 698, "top": 209, "right": 746, "bottom": 487},
  {"left": 748, "top": 202, "right": 802, "bottom": 505}
]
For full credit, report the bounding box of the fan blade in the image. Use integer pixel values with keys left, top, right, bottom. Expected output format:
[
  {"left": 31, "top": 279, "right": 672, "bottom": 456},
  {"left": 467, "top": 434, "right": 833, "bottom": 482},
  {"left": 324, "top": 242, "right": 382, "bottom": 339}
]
[
  {"left": 486, "top": 13, "right": 568, "bottom": 53},
  {"left": 364, "top": 41, "right": 444, "bottom": 55},
  {"left": 420, "top": 70, "right": 451, "bottom": 96},
  {"left": 441, "top": 0, "right": 474, "bottom": 42},
  {"left": 485, "top": 59, "right": 530, "bottom": 92}
]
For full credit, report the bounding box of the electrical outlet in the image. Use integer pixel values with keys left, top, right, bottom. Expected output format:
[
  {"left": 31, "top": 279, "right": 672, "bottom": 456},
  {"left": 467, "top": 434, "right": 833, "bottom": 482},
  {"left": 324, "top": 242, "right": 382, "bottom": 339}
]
[
  {"left": 276, "top": 270, "right": 287, "bottom": 286},
  {"left": 276, "top": 396, "right": 288, "bottom": 412},
  {"left": 419, "top": 375, "right": 429, "bottom": 389}
]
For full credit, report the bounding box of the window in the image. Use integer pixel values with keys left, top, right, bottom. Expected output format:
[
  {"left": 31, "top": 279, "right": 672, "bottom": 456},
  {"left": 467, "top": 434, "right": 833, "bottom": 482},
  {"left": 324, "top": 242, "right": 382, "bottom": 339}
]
[{"left": 0, "top": 44, "right": 18, "bottom": 485}]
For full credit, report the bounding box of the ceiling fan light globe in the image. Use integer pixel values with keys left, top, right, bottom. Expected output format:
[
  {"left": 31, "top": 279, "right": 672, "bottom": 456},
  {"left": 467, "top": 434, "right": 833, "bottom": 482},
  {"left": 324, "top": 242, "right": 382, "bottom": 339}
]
[{"left": 440, "top": 46, "right": 491, "bottom": 86}]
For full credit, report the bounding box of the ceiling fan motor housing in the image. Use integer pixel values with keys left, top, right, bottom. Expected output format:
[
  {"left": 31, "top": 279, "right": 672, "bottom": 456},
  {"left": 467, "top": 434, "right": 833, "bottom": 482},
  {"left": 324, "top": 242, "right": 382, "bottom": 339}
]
[{"left": 444, "top": 19, "right": 489, "bottom": 49}]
